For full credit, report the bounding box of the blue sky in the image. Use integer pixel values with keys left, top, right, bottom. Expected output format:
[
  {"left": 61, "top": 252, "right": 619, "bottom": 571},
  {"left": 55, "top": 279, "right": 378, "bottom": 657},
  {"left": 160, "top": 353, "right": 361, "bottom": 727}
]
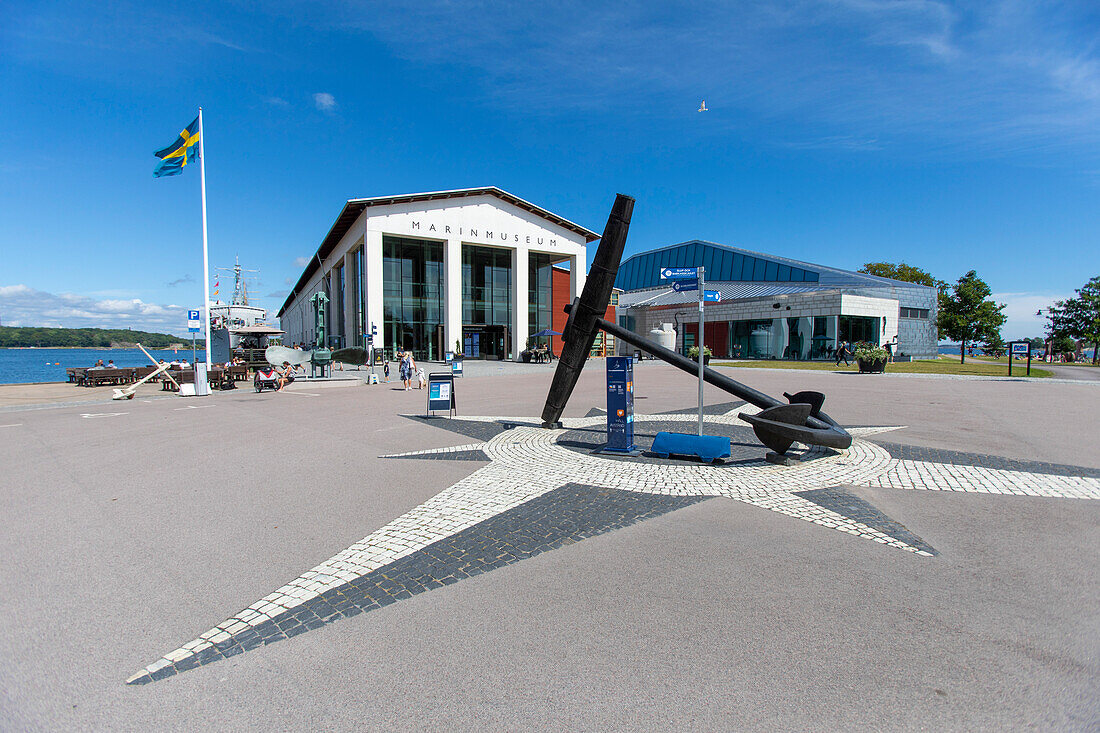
[{"left": 2, "top": 0, "right": 1098, "bottom": 340}]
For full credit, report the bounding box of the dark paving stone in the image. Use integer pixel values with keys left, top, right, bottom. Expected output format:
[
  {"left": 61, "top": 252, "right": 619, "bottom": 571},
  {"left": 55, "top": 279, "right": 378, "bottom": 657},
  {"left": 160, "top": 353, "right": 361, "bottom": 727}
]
[
  {"left": 794, "top": 487, "right": 938, "bottom": 555},
  {"left": 386, "top": 449, "right": 490, "bottom": 462},
  {"left": 872, "top": 442, "right": 1100, "bottom": 478},
  {"left": 560, "top": 420, "right": 833, "bottom": 466},
  {"left": 406, "top": 415, "right": 509, "bottom": 443},
  {"left": 134, "top": 483, "right": 710, "bottom": 684}
]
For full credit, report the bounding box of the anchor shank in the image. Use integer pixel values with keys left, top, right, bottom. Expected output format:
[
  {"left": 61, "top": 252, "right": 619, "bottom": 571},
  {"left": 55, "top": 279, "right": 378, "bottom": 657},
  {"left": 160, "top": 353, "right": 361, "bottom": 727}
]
[{"left": 595, "top": 316, "right": 841, "bottom": 435}]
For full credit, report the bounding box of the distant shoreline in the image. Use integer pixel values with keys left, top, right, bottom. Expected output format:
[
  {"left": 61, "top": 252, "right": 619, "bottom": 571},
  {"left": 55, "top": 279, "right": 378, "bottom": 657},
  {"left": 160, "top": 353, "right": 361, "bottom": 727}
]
[{"left": 0, "top": 345, "right": 196, "bottom": 350}]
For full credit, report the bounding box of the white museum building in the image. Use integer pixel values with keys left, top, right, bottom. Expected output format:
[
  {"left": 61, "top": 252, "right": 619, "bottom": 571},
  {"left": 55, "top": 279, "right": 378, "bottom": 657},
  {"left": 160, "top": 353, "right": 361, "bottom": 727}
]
[{"left": 279, "top": 187, "right": 598, "bottom": 361}]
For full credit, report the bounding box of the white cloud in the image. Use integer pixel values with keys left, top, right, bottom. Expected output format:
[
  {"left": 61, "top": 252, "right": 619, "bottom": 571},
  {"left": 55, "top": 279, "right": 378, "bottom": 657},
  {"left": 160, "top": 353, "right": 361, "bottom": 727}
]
[
  {"left": 992, "top": 291, "right": 1071, "bottom": 340},
  {"left": 305, "top": 0, "right": 1100, "bottom": 156},
  {"left": 0, "top": 284, "right": 192, "bottom": 334},
  {"left": 312, "top": 92, "right": 336, "bottom": 112}
]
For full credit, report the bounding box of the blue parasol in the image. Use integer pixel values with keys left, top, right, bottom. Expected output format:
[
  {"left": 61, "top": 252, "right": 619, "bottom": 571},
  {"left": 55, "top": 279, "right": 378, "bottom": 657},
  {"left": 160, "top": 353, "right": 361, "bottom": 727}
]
[{"left": 531, "top": 329, "right": 562, "bottom": 338}]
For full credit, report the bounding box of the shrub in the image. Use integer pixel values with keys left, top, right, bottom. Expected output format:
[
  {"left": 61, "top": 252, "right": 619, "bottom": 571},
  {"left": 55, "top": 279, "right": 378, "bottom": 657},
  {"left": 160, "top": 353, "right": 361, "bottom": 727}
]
[
  {"left": 852, "top": 342, "right": 887, "bottom": 362},
  {"left": 687, "top": 346, "right": 712, "bottom": 359}
]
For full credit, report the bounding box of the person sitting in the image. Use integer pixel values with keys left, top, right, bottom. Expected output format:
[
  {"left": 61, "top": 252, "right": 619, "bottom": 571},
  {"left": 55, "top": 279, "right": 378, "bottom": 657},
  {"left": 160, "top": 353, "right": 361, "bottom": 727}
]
[
  {"left": 179, "top": 359, "right": 190, "bottom": 369},
  {"left": 106, "top": 360, "right": 116, "bottom": 368},
  {"left": 90, "top": 359, "right": 106, "bottom": 370},
  {"left": 277, "top": 361, "right": 298, "bottom": 391}
]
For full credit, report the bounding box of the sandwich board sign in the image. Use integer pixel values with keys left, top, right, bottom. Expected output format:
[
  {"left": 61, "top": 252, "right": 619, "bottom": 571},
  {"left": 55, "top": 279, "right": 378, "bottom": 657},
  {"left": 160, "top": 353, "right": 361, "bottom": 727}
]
[{"left": 426, "top": 373, "right": 456, "bottom": 417}]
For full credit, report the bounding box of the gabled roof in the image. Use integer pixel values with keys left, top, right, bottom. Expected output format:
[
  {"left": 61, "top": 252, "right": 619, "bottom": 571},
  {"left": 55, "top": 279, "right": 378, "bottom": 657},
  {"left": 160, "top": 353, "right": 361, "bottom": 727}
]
[{"left": 280, "top": 187, "right": 599, "bottom": 316}]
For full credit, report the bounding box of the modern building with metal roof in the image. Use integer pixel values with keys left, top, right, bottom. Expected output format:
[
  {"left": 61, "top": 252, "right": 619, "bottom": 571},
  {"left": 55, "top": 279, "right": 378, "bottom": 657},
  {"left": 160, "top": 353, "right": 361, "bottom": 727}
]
[
  {"left": 614, "top": 240, "right": 938, "bottom": 361},
  {"left": 278, "top": 187, "right": 598, "bottom": 361}
]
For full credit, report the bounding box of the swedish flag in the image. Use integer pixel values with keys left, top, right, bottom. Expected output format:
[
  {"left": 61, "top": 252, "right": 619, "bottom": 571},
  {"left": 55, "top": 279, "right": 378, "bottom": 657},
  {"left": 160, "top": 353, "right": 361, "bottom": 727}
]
[{"left": 153, "top": 116, "right": 201, "bottom": 178}]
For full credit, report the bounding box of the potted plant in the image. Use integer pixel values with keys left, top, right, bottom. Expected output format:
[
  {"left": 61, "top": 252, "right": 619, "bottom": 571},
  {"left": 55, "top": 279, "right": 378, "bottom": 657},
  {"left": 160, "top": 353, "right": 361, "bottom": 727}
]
[
  {"left": 853, "top": 342, "right": 888, "bottom": 373},
  {"left": 687, "top": 345, "right": 713, "bottom": 365}
]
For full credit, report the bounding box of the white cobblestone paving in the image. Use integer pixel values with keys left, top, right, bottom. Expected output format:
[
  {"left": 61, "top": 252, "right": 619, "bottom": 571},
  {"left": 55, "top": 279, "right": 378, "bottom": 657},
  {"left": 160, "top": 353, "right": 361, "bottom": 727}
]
[{"left": 128, "top": 408, "right": 1100, "bottom": 683}]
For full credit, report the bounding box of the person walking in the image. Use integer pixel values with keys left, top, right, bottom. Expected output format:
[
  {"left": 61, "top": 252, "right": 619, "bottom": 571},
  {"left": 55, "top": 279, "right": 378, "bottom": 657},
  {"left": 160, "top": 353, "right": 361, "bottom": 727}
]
[
  {"left": 400, "top": 351, "right": 416, "bottom": 391},
  {"left": 835, "top": 340, "right": 850, "bottom": 366}
]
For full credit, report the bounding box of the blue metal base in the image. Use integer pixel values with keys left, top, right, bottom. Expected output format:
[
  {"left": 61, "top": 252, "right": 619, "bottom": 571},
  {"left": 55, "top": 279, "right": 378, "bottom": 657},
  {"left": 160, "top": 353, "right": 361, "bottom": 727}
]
[{"left": 651, "top": 432, "right": 732, "bottom": 463}]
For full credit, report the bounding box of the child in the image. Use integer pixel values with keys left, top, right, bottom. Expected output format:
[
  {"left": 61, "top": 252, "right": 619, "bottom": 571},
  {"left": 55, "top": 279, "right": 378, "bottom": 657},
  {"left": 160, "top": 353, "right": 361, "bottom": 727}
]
[
  {"left": 417, "top": 367, "right": 426, "bottom": 389},
  {"left": 383, "top": 361, "right": 390, "bottom": 383}
]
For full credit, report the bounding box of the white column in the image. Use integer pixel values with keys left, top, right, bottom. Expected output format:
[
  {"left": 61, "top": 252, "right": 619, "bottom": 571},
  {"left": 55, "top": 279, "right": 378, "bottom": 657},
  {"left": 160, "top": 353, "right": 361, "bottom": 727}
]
[
  {"left": 444, "top": 238, "right": 463, "bottom": 358},
  {"left": 512, "top": 245, "right": 529, "bottom": 361},
  {"left": 365, "top": 229, "right": 384, "bottom": 352},
  {"left": 569, "top": 253, "right": 586, "bottom": 301}
]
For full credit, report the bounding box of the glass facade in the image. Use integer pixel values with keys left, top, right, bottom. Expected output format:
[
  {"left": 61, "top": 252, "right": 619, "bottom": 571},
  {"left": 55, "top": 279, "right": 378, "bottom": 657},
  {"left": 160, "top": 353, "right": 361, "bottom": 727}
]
[
  {"left": 839, "top": 315, "right": 877, "bottom": 344},
  {"left": 332, "top": 264, "right": 345, "bottom": 347},
  {"left": 351, "top": 243, "right": 365, "bottom": 347},
  {"left": 383, "top": 236, "right": 444, "bottom": 361},
  {"left": 462, "top": 245, "right": 513, "bottom": 359},
  {"left": 615, "top": 241, "right": 820, "bottom": 291},
  {"left": 528, "top": 253, "right": 555, "bottom": 347}
]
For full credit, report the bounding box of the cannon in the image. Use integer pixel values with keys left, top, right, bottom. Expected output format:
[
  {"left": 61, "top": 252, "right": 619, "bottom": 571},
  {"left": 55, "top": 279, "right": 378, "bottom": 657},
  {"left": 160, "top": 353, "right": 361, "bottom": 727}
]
[{"left": 541, "top": 194, "right": 852, "bottom": 456}]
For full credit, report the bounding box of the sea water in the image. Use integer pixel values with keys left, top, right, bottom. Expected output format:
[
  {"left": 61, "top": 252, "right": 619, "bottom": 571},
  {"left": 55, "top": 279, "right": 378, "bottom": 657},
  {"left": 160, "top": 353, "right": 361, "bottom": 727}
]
[{"left": 0, "top": 348, "right": 203, "bottom": 385}]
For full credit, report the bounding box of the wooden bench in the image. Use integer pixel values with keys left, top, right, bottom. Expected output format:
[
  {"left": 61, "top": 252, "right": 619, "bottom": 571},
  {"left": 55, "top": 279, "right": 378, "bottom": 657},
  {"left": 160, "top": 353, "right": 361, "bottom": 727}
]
[{"left": 85, "top": 368, "right": 133, "bottom": 387}]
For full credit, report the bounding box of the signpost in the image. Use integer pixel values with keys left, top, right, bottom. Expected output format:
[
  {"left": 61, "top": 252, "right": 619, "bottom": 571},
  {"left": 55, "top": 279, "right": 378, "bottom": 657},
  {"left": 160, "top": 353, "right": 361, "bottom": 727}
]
[
  {"left": 187, "top": 309, "right": 201, "bottom": 367},
  {"left": 604, "top": 356, "right": 636, "bottom": 453},
  {"left": 1009, "top": 340, "right": 1031, "bottom": 377},
  {"left": 660, "top": 265, "right": 709, "bottom": 434},
  {"left": 695, "top": 266, "right": 705, "bottom": 435},
  {"left": 426, "top": 373, "right": 456, "bottom": 417}
]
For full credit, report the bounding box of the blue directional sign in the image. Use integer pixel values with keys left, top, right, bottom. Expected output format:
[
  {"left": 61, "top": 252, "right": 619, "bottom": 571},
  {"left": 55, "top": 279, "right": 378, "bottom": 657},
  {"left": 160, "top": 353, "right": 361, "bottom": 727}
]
[
  {"left": 660, "top": 267, "right": 699, "bottom": 280},
  {"left": 672, "top": 278, "right": 699, "bottom": 292},
  {"left": 703, "top": 290, "right": 721, "bottom": 302}
]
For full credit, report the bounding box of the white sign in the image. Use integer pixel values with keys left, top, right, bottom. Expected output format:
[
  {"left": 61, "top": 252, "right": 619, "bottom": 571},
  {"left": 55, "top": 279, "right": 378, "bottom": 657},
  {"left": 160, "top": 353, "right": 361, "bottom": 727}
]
[
  {"left": 187, "top": 309, "right": 201, "bottom": 333},
  {"left": 1011, "top": 342, "right": 1029, "bottom": 355}
]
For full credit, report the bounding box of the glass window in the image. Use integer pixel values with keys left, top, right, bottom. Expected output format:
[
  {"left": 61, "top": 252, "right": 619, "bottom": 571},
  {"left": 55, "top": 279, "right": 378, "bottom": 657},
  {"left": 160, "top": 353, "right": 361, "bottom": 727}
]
[
  {"left": 777, "top": 264, "right": 790, "bottom": 282},
  {"left": 383, "top": 235, "right": 444, "bottom": 361},
  {"left": 765, "top": 261, "right": 778, "bottom": 281}
]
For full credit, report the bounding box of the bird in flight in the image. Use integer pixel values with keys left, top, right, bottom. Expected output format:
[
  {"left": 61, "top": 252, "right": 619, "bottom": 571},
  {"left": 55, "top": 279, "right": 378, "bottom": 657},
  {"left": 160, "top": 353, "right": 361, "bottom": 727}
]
[{"left": 698, "top": 100, "right": 708, "bottom": 112}]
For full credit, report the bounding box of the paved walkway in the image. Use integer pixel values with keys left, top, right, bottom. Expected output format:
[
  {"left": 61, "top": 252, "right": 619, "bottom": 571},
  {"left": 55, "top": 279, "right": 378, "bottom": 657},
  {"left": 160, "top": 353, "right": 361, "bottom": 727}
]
[{"left": 2, "top": 363, "right": 1098, "bottom": 729}]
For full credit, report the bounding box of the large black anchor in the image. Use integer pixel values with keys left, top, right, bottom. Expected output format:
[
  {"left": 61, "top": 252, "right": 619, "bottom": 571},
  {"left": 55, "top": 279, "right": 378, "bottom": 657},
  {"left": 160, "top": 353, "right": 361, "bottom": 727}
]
[{"left": 540, "top": 194, "right": 852, "bottom": 456}]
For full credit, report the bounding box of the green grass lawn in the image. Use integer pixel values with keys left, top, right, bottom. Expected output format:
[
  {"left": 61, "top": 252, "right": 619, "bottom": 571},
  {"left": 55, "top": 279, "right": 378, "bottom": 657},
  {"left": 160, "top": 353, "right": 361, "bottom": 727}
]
[
  {"left": 970, "top": 355, "right": 1097, "bottom": 367},
  {"left": 710, "top": 357, "right": 1053, "bottom": 378}
]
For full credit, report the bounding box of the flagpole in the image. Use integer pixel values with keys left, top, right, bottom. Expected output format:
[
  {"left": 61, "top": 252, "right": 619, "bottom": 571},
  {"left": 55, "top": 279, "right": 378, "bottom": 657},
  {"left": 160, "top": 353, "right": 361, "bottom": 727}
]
[{"left": 198, "top": 107, "right": 212, "bottom": 370}]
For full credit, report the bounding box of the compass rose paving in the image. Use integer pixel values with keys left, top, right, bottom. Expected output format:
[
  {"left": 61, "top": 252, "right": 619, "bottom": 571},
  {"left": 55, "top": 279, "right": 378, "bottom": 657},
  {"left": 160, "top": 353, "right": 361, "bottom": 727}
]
[{"left": 3, "top": 363, "right": 1099, "bottom": 729}]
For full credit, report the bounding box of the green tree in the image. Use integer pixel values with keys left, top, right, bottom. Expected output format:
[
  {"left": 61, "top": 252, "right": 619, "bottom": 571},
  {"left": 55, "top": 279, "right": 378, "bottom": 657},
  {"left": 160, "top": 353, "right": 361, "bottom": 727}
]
[
  {"left": 1049, "top": 275, "right": 1100, "bottom": 364},
  {"left": 859, "top": 262, "right": 947, "bottom": 292},
  {"left": 1051, "top": 335, "right": 1076, "bottom": 356},
  {"left": 937, "top": 271, "right": 1006, "bottom": 364}
]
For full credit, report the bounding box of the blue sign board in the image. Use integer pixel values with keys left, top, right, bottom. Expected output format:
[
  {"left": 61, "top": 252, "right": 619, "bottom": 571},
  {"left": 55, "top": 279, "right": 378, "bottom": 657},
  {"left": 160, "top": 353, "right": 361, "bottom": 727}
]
[
  {"left": 703, "top": 290, "right": 721, "bottom": 302},
  {"left": 1011, "top": 342, "right": 1028, "bottom": 355},
  {"left": 660, "top": 267, "right": 698, "bottom": 280},
  {"left": 426, "top": 373, "right": 456, "bottom": 416},
  {"left": 187, "top": 309, "right": 201, "bottom": 333},
  {"left": 451, "top": 358, "right": 463, "bottom": 377},
  {"left": 672, "top": 279, "right": 699, "bottom": 292},
  {"left": 605, "top": 356, "right": 636, "bottom": 453}
]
